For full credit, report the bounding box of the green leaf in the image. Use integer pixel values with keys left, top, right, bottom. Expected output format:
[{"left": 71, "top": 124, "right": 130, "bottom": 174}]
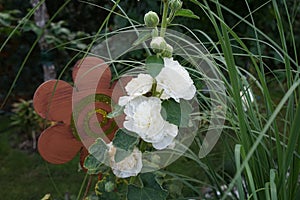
[
  {"left": 145, "top": 56, "right": 164, "bottom": 78},
  {"left": 88, "top": 138, "right": 108, "bottom": 162},
  {"left": 112, "top": 129, "right": 139, "bottom": 162},
  {"left": 112, "top": 128, "right": 139, "bottom": 151},
  {"left": 114, "top": 149, "right": 132, "bottom": 163},
  {"left": 95, "top": 172, "right": 127, "bottom": 200},
  {"left": 175, "top": 9, "right": 200, "bottom": 19},
  {"left": 85, "top": 138, "right": 109, "bottom": 174},
  {"left": 107, "top": 104, "right": 124, "bottom": 119},
  {"left": 127, "top": 173, "right": 168, "bottom": 200},
  {"left": 161, "top": 99, "right": 193, "bottom": 127},
  {"left": 84, "top": 154, "right": 108, "bottom": 175},
  {"left": 133, "top": 31, "right": 152, "bottom": 46}
]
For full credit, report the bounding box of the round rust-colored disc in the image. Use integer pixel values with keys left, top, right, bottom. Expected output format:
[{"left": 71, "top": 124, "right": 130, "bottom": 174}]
[
  {"left": 38, "top": 124, "right": 82, "bottom": 164},
  {"left": 33, "top": 80, "right": 72, "bottom": 124},
  {"left": 72, "top": 57, "right": 111, "bottom": 91}
]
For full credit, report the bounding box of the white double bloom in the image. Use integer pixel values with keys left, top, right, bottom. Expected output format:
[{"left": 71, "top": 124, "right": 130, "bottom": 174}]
[
  {"left": 118, "top": 57, "right": 196, "bottom": 150},
  {"left": 156, "top": 57, "right": 196, "bottom": 102},
  {"left": 119, "top": 57, "right": 196, "bottom": 106},
  {"left": 123, "top": 96, "right": 178, "bottom": 150},
  {"left": 108, "top": 143, "right": 143, "bottom": 178}
]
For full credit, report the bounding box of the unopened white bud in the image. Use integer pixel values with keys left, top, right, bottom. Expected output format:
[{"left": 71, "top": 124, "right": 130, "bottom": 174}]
[{"left": 150, "top": 37, "right": 167, "bottom": 53}]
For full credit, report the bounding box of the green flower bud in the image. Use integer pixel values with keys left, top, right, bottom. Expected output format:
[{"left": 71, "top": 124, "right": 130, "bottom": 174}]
[
  {"left": 169, "top": 0, "right": 182, "bottom": 11},
  {"left": 144, "top": 11, "right": 160, "bottom": 28},
  {"left": 150, "top": 37, "right": 167, "bottom": 53},
  {"left": 104, "top": 181, "right": 115, "bottom": 192},
  {"left": 162, "top": 43, "right": 173, "bottom": 58}
]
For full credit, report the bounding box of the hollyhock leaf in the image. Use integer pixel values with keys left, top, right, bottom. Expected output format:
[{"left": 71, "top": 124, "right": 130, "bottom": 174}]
[
  {"left": 84, "top": 154, "right": 108, "bottom": 175},
  {"left": 114, "top": 149, "right": 132, "bottom": 163},
  {"left": 112, "top": 128, "right": 139, "bottom": 152},
  {"left": 95, "top": 173, "right": 127, "bottom": 200},
  {"left": 161, "top": 99, "right": 193, "bottom": 127},
  {"left": 179, "top": 99, "right": 193, "bottom": 127},
  {"left": 88, "top": 138, "right": 109, "bottom": 163},
  {"left": 175, "top": 9, "right": 200, "bottom": 19},
  {"left": 145, "top": 56, "right": 164, "bottom": 78},
  {"left": 127, "top": 173, "right": 168, "bottom": 200},
  {"left": 161, "top": 99, "right": 181, "bottom": 126}
]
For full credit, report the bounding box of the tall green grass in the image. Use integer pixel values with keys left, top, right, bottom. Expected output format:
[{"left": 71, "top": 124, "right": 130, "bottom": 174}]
[
  {"left": 188, "top": 0, "right": 300, "bottom": 199},
  {"left": 1, "top": 0, "right": 300, "bottom": 199}
]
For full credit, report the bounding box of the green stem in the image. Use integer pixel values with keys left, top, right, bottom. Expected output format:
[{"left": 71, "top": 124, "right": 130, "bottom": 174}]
[
  {"left": 160, "top": 0, "right": 169, "bottom": 37},
  {"left": 129, "top": 176, "right": 136, "bottom": 184},
  {"left": 76, "top": 173, "right": 88, "bottom": 200},
  {"left": 151, "top": 80, "right": 157, "bottom": 96}
]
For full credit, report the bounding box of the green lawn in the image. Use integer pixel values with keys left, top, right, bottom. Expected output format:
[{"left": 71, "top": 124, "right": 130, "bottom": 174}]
[{"left": 0, "top": 115, "right": 85, "bottom": 200}]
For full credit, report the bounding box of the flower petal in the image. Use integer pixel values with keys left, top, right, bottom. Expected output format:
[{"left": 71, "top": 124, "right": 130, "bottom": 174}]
[
  {"left": 38, "top": 124, "right": 82, "bottom": 164},
  {"left": 125, "top": 74, "right": 153, "bottom": 96},
  {"left": 33, "top": 80, "right": 72, "bottom": 124},
  {"left": 156, "top": 57, "right": 196, "bottom": 102}
]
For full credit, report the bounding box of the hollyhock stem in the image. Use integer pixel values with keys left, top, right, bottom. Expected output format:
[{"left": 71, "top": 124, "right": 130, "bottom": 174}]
[
  {"left": 83, "top": 175, "right": 93, "bottom": 199},
  {"left": 76, "top": 173, "right": 88, "bottom": 200},
  {"left": 160, "top": 0, "right": 169, "bottom": 38}
]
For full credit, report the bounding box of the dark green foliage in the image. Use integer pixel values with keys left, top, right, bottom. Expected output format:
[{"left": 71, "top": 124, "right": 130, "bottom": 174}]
[
  {"left": 127, "top": 173, "right": 168, "bottom": 200},
  {"left": 10, "top": 99, "right": 46, "bottom": 139}
]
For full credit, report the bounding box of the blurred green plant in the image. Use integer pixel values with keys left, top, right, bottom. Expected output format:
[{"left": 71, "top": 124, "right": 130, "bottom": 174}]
[
  {"left": 0, "top": 9, "right": 21, "bottom": 34},
  {"left": 10, "top": 99, "right": 47, "bottom": 149}
]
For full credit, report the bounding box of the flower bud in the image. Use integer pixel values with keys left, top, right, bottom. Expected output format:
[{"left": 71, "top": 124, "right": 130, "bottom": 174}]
[
  {"left": 162, "top": 43, "right": 173, "bottom": 58},
  {"left": 169, "top": 0, "right": 182, "bottom": 11},
  {"left": 144, "top": 11, "right": 160, "bottom": 28},
  {"left": 150, "top": 37, "right": 167, "bottom": 53}
]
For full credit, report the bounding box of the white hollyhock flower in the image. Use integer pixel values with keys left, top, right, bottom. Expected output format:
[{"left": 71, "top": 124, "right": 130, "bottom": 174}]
[
  {"left": 152, "top": 122, "right": 178, "bottom": 150},
  {"left": 123, "top": 96, "right": 178, "bottom": 150},
  {"left": 108, "top": 143, "right": 142, "bottom": 178},
  {"left": 118, "top": 74, "right": 153, "bottom": 106},
  {"left": 156, "top": 57, "right": 196, "bottom": 102},
  {"left": 125, "top": 74, "right": 153, "bottom": 96}
]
